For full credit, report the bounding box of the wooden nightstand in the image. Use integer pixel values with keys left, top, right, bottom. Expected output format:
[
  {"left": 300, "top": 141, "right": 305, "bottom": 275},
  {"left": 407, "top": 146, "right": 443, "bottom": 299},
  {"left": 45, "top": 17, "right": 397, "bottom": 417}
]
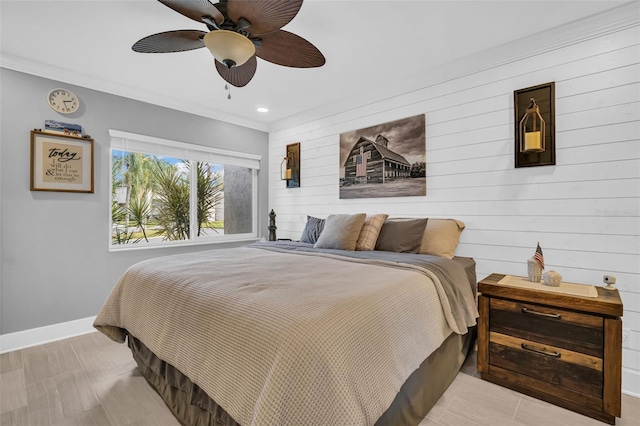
[{"left": 477, "top": 273, "right": 623, "bottom": 424}]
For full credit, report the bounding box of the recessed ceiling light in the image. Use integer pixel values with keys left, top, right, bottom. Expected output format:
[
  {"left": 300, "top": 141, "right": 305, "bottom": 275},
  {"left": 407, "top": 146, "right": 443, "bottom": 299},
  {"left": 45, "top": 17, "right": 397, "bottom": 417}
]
[{"left": 257, "top": 107, "right": 269, "bottom": 113}]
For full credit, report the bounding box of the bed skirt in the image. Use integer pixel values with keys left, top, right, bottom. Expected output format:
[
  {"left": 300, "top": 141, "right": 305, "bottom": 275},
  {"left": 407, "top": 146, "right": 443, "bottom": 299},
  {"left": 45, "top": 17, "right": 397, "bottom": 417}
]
[{"left": 126, "top": 327, "right": 476, "bottom": 426}]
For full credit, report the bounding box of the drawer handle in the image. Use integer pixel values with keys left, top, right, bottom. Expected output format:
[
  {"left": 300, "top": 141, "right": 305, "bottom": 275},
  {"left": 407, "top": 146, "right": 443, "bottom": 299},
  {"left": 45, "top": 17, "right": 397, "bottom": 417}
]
[
  {"left": 521, "top": 343, "right": 561, "bottom": 358},
  {"left": 521, "top": 307, "right": 561, "bottom": 319}
]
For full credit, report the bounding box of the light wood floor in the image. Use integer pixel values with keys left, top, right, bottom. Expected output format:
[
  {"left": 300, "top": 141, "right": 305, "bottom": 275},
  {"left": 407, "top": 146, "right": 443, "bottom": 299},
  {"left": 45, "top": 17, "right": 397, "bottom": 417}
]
[{"left": 1, "top": 332, "right": 638, "bottom": 426}]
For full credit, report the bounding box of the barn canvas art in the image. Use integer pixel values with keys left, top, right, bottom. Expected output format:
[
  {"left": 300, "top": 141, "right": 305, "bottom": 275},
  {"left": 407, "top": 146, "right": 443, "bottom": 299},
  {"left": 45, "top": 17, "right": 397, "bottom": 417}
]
[{"left": 339, "top": 114, "right": 426, "bottom": 199}]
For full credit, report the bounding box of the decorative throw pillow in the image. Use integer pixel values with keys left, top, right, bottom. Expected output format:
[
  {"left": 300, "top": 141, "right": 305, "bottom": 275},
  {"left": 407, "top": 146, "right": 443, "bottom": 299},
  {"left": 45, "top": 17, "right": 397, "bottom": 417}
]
[
  {"left": 313, "top": 213, "right": 366, "bottom": 251},
  {"left": 355, "top": 214, "right": 388, "bottom": 251},
  {"left": 419, "top": 219, "right": 465, "bottom": 259},
  {"left": 375, "top": 218, "right": 428, "bottom": 253},
  {"left": 299, "top": 216, "right": 325, "bottom": 244}
]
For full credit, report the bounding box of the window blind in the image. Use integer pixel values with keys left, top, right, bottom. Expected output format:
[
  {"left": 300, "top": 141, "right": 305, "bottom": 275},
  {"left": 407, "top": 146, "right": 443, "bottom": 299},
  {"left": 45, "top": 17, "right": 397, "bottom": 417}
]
[{"left": 109, "top": 129, "right": 261, "bottom": 170}]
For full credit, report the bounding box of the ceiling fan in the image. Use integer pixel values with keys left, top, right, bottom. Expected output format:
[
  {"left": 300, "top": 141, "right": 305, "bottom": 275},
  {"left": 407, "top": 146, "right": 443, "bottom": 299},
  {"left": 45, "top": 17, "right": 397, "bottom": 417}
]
[{"left": 132, "top": 0, "right": 325, "bottom": 88}]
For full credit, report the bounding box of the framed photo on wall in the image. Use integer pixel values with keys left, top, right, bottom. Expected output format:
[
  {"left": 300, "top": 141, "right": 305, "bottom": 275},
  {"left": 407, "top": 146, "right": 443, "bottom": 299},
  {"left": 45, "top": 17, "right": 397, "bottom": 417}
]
[
  {"left": 339, "top": 114, "right": 426, "bottom": 199},
  {"left": 30, "top": 130, "right": 94, "bottom": 193}
]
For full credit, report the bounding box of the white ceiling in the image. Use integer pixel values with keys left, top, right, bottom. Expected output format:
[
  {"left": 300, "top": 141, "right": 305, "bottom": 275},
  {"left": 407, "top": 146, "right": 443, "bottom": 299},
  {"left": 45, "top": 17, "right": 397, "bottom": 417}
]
[{"left": 0, "top": 0, "right": 630, "bottom": 131}]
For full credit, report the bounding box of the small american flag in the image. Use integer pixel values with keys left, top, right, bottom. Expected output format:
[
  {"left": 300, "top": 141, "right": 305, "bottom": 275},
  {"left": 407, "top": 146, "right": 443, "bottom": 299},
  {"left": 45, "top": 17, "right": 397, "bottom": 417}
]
[
  {"left": 356, "top": 151, "right": 368, "bottom": 177},
  {"left": 534, "top": 242, "right": 544, "bottom": 269}
]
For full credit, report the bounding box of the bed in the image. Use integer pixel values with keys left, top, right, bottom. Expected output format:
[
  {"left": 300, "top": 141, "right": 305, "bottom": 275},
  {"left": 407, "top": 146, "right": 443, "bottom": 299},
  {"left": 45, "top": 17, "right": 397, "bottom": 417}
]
[{"left": 94, "top": 216, "right": 478, "bottom": 426}]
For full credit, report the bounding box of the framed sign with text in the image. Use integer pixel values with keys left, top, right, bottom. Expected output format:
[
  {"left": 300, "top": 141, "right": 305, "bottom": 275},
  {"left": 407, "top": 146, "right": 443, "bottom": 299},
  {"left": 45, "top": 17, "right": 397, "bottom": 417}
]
[{"left": 30, "top": 130, "right": 94, "bottom": 193}]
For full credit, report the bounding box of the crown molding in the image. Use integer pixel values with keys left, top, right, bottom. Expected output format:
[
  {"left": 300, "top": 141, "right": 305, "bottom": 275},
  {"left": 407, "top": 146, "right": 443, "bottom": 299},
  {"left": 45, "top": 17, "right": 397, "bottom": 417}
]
[
  {"left": 268, "top": 1, "right": 640, "bottom": 133},
  {"left": 0, "top": 53, "right": 268, "bottom": 133}
]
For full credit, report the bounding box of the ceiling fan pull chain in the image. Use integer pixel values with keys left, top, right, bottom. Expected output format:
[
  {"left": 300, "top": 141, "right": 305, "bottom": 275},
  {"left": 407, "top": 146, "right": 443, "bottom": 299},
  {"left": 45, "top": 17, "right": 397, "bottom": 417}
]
[{"left": 225, "top": 84, "right": 231, "bottom": 100}]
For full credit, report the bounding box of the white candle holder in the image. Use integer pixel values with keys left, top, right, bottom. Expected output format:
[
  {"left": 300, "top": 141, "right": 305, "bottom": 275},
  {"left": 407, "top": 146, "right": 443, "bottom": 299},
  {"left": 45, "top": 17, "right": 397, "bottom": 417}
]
[{"left": 527, "top": 257, "right": 542, "bottom": 283}]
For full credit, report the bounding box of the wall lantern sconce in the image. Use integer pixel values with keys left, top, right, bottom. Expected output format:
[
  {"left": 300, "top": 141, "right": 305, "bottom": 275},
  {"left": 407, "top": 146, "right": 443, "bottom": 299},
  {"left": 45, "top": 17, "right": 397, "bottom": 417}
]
[
  {"left": 280, "top": 154, "right": 292, "bottom": 180},
  {"left": 514, "top": 82, "right": 555, "bottom": 168},
  {"left": 519, "top": 98, "right": 545, "bottom": 153},
  {"left": 280, "top": 142, "right": 300, "bottom": 188}
]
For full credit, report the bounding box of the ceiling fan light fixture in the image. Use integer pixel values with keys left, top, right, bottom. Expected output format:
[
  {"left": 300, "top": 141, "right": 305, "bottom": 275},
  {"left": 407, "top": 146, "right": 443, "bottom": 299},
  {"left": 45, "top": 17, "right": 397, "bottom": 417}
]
[
  {"left": 136, "top": 1, "right": 324, "bottom": 87},
  {"left": 203, "top": 30, "right": 255, "bottom": 68}
]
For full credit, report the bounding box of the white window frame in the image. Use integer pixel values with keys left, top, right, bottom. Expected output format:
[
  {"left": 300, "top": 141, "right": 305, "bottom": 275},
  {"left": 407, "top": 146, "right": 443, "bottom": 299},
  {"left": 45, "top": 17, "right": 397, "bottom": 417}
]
[{"left": 109, "top": 129, "right": 261, "bottom": 252}]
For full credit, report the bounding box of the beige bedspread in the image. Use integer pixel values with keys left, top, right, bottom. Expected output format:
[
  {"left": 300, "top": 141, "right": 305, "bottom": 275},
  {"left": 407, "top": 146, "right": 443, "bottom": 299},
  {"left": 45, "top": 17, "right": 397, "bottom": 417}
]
[{"left": 94, "top": 246, "right": 477, "bottom": 426}]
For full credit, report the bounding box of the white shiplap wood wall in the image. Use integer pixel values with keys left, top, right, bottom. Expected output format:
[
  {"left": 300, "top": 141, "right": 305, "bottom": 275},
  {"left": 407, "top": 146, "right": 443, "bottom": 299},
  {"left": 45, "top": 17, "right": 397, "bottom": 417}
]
[{"left": 268, "top": 5, "right": 640, "bottom": 396}]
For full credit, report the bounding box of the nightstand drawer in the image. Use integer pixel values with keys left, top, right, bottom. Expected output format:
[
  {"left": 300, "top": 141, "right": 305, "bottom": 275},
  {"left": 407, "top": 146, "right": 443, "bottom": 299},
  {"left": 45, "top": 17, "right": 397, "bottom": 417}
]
[
  {"left": 490, "top": 298, "right": 604, "bottom": 357},
  {"left": 489, "top": 332, "right": 603, "bottom": 398}
]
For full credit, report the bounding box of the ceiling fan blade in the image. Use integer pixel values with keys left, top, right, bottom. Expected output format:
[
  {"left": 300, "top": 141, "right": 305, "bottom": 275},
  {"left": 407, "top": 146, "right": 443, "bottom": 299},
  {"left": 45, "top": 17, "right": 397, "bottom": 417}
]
[
  {"left": 227, "top": 0, "right": 303, "bottom": 35},
  {"left": 132, "top": 30, "right": 207, "bottom": 53},
  {"left": 215, "top": 55, "right": 257, "bottom": 87},
  {"left": 158, "top": 0, "right": 224, "bottom": 26},
  {"left": 256, "top": 30, "right": 325, "bottom": 68}
]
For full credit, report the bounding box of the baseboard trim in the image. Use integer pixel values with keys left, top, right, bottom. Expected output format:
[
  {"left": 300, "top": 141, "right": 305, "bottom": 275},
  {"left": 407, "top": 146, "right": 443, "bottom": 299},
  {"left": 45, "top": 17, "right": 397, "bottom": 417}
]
[
  {"left": 623, "top": 368, "right": 640, "bottom": 398},
  {"left": 0, "top": 316, "right": 96, "bottom": 354}
]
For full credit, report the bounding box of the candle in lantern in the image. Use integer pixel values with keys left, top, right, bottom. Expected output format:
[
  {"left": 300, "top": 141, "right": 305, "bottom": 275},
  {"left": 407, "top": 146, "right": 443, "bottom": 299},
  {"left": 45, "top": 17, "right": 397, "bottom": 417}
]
[{"left": 524, "top": 131, "right": 542, "bottom": 152}]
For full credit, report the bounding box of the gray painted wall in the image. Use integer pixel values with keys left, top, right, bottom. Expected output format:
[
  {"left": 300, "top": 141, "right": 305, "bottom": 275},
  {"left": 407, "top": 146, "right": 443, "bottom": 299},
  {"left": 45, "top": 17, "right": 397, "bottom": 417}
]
[{"left": 0, "top": 68, "right": 269, "bottom": 334}]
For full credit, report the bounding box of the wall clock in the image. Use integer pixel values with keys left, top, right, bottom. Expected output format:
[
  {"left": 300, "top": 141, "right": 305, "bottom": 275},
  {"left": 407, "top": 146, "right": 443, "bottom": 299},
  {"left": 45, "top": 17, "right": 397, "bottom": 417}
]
[{"left": 47, "top": 88, "right": 79, "bottom": 114}]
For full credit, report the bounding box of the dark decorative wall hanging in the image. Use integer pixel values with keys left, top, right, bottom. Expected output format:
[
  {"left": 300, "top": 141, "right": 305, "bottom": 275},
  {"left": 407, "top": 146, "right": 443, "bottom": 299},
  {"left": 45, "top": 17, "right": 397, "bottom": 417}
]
[
  {"left": 281, "top": 142, "right": 300, "bottom": 188},
  {"left": 514, "top": 82, "right": 555, "bottom": 168}
]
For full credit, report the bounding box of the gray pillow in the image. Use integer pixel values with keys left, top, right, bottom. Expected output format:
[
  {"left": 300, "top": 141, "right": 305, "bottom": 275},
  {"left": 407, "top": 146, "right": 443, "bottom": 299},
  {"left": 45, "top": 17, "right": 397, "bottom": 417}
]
[
  {"left": 299, "top": 216, "right": 325, "bottom": 244},
  {"left": 313, "top": 213, "right": 366, "bottom": 251},
  {"left": 375, "top": 218, "right": 428, "bottom": 253}
]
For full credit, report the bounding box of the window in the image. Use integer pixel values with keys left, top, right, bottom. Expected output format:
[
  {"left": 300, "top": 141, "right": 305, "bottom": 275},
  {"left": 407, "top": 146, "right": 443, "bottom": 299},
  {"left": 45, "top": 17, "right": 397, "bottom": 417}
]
[{"left": 109, "top": 130, "right": 260, "bottom": 251}]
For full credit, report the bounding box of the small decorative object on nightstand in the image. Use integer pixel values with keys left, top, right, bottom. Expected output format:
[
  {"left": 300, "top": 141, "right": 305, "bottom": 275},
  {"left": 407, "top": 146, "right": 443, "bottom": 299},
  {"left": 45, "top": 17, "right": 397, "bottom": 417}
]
[
  {"left": 603, "top": 275, "right": 617, "bottom": 291},
  {"left": 542, "top": 270, "right": 562, "bottom": 287},
  {"left": 477, "top": 273, "right": 623, "bottom": 425},
  {"left": 527, "top": 258, "right": 542, "bottom": 282},
  {"left": 527, "top": 242, "right": 544, "bottom": 282}
]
